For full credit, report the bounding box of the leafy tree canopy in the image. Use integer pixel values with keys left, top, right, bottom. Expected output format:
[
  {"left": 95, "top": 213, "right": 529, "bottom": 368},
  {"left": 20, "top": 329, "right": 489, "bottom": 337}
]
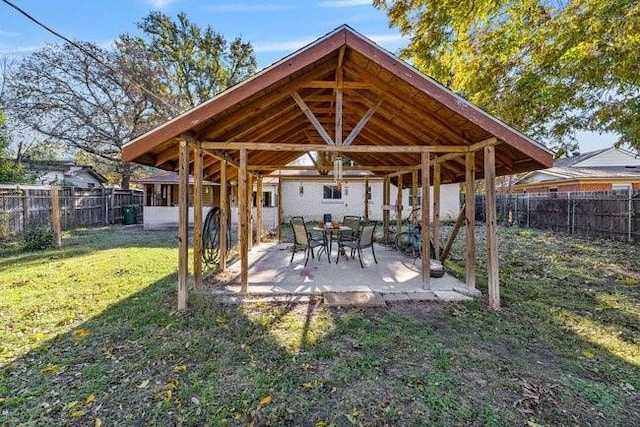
[
  {"left": 119, "top": 11, "right": 257, "bottom": 109},
  {"left": 0, "top": 110, "right": 28, "bottom": 183},
  {"left": 374, "top": 0, "right": 640, "bottom": 152}
]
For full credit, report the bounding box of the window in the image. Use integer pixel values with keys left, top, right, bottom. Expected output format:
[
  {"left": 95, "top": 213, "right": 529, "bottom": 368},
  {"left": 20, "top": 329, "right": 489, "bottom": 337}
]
[
  {"left": 367, "top": 185, "right": 372, "bottom": 201},
  {"left": 408, "top": 190, "right": 421, "bottom": 207},
  {"left": 263, "top": 191, "right": 273, "bottom": 207},
  {"left": 323, "top": 184, "right": 342, "bottom": 200},
  {"left": 548, "top": 187, "right": 558, "bottom": 193}
]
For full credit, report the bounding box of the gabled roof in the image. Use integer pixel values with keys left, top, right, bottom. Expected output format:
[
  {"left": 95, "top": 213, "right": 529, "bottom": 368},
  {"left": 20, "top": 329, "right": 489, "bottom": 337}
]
[
  {"left": 24, "top": 160, "right": 109, "bottom": 184},
  {"left": 516, "top": 147, "right": 640, "bottom": 187},
  {"left": 122, "top": 25, "right": 552, "bottom": 186},
  {"left": 554, "top": 148, "right": 609, "bottom": 167}
]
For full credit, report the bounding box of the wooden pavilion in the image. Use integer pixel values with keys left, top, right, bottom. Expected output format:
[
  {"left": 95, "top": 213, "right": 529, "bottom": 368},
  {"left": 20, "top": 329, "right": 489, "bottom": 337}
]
[{"left": 122, "top": 26, "right": 553, "bottom": 311}]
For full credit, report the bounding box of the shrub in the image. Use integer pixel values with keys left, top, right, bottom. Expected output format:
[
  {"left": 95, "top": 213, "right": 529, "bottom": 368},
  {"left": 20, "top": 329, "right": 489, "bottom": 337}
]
[
  {"left": 0, "top": 212, "right": 11, "bottom": 240},
  {"left": 22, "top": 226, "right": 54, "bottom": 251}
]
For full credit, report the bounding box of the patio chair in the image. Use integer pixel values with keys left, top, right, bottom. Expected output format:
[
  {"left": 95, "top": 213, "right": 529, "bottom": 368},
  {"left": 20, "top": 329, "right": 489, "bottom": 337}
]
[
  {"left": 339, "top": 215, "right": 361, "bottom": 243},
  {"left": 290, "top": 216, "right": 329, "bottom": 266},
  {"left": 337, "top": 222, "right": 378, "bottom": 268}
]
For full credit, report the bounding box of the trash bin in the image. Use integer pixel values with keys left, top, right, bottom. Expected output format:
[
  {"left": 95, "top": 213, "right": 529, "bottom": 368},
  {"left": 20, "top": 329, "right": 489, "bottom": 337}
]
[{"left": 122, "top": 205, "right": 137, "bottom": 225}]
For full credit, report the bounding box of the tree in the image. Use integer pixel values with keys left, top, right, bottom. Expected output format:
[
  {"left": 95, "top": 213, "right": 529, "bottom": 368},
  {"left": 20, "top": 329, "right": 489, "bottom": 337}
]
[
  {"left": 8, "top": 42, "right": 161, "bottom": 188},
  {"left": 120, "top": 11, "right": 257, "bottom": 109},
  {"left": 373, "top": 0, "right": 640, "bottom": 151},
  {"left": 0, "top": 110, "right": 28, "bottom": 183}
]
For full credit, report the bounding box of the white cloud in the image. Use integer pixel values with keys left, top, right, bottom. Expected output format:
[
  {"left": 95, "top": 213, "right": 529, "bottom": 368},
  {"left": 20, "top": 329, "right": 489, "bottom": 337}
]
[
  {"left": 0, "top": 30, "right": 20, "bottom": 38},
  {"left": 0, "top": 44, "right": 43, "bottom": 55},
  {"left": 206, "top": 3, "right": 298, "bottom": 12},
  {"left": 318, "top": 0, "right": 371, "bottom": 8},
  {"left": 145, "top": 0, "right": 180, "bottom": 9}
]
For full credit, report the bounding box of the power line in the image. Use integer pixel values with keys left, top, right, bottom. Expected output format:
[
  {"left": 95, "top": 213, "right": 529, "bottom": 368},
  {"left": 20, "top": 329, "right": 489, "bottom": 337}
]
[{"left": 1, "top": 0, "right": 181, "bottom": 115}]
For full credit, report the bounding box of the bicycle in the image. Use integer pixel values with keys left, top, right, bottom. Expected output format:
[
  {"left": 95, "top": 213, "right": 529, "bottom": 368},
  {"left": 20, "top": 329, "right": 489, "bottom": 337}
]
[{"left": 394, "top": 208, "right": 444, "bottom": 277}]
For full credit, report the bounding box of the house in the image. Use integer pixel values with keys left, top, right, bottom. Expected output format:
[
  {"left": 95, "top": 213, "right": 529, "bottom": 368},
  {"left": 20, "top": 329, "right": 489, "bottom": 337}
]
[
  {"left": 275, "top": 173, "right": 460, "bottom": 223},
  {"left": 515, "top": 147, "right": 640, "bottom": 193},
  {"left": 133, "top": 172, "right": 219, "bottom": 229},
  {"left": 25, "top": 160, "right": 108, "bottom": 188}
]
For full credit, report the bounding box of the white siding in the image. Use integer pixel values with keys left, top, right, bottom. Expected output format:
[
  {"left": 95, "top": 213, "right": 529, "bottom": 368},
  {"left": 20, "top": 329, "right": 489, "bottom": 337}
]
[
  {"left": 576, "top": 148, "right": 640, "bottom": 167},
  {"left": 281, "top": 179, "right": 384, "bottom": 221},
  {"left": 280, "top": 179, "right": 460, "bottom": 223},
  {"left": 143, "top": 206, "right": 212, "bottom": 229}
]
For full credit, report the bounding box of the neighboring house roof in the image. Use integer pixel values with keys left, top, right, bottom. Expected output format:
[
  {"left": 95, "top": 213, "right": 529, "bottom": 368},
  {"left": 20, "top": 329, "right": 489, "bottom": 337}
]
[
  {"left": 24, "top": 160, "right": 109, "bottom": 186},
  {"left": 133, "top": 171, "right": 217, "bottom": 185},
  {"left": 122, "top": 25, "right": 552, "bottom": 187},
  {"left": 515, "top": 147, "right": 640, "bottom": 188}
]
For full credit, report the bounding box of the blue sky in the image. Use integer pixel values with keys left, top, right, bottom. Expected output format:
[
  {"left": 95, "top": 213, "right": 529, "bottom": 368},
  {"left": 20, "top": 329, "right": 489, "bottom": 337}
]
[{"left": 0, "top": 0, "right": 615, "bottom": 152}]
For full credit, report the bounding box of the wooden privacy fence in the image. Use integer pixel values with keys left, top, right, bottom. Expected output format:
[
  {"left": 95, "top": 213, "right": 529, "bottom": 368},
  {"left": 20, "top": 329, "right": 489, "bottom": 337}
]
[
  {"left": 474, "top": 189, "right": 640, "bottom": 243},
  {"left": 0, "top": 185, "right": 143, "bottom": 237}
]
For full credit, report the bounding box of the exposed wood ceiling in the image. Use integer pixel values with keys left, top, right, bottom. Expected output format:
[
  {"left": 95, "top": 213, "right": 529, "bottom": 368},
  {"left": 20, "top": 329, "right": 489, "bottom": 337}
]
[{"left": 122, "top": 26, "right": 553, "bottom": 187}]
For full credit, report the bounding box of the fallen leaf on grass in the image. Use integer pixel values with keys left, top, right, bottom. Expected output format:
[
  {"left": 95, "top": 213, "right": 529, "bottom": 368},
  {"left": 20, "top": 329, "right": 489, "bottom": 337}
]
[
  {"left": 72, "top": 328, "right": 91, "bottom": 341},
  {"left": 41, "top": 364, "right": 62, "bottom": 375},
  {"left": 71, "top": 410, "right": 84, "bottom": 418},
  {"left": 94, "top": 418, "right": 102, "bottom": 427},
  {"left": 302, "top": 382, "right": 314, "bottom": 390},
  {"left": 86, "top": 393, "right": 95, "bottom": 404},
  {"left": 137, "top": 379, "right": 150, "bottom": 389},
  {"left": 174, "top": 364, "right": 187, "bottom": 372},
  {"left": 260, "top": 394, "right": 272, "bottom": 405}
]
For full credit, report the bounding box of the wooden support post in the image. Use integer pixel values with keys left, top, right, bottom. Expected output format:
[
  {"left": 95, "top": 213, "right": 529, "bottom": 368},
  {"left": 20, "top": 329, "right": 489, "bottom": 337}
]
[
  {"left": 421, "top": 153, "right": 431, "bottom": 287},
  {"left": 396, "top": 179, "right": 403, "bottom": 238},
  {"left": 335, "top": 65, "right": 343, "bottom": 146},
  {"left": 256, "top": 176, "right": 263, "bottom": 244},
  {"left": 433, "top": 160, "right": 441, "bottom": 259},
  {"left": 177, "top": 139, "right": 189, "bottom": 310},
  {"left": 485, "top": 145, "right": 500, "bottom": 309},
  {"left": 21, "top": 189, "right": 29, "bottom": 230},
  {"left": 247, "top": 174, "right": 254, "bottom": 251},
  {"left": 411, "top": 170, "right": 418, "bottom": 221},
  {"left": 364, "top": 177, "right": 369, "bottom": 220},
  {"left": 219, "top": 160, "right": 228, "bottom": 271},
  {"left": 239, "top": 148, "right": 248, "bottom": 292},
  {"left": 193, "top": 142, "right": 203, "bottom": 290},
  {"left": 277, "top": 179, "right": 283, "bottom": 243},
  {"left": 440, "top": 203, "right": 466, "bottom": 263},
  {"left": 465, "top": 152, "right": 476, "bottom": 290},
  {"left": 51, "top": 186, "right": 61, "bottom": 249},
  {"left": 383, "top": 176, "right": 390, "bottom": 243}
]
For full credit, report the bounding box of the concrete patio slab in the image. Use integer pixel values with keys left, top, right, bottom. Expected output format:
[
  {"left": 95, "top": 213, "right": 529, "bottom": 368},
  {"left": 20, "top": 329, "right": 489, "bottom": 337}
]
[{"left": 206, "top": 241, "right": 478, "bottom": 303}]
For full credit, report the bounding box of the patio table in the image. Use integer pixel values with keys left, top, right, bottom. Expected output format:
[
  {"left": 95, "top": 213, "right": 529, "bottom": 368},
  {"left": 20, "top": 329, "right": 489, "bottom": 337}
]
[{"left": 312, "top": 225, "right": 352, "bottom": 263}]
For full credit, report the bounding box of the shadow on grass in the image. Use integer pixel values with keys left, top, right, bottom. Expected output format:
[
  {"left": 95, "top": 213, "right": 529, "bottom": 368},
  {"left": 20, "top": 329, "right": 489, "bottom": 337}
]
[{"left": 2, "top": 226, "right": 639, "bottom": 426}]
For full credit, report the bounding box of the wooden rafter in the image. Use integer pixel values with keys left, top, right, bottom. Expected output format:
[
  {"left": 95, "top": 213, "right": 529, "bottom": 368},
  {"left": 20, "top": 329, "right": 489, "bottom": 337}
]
[
  {"left": 292, "top": 91, "right": 335, "bottom": 146},
  {"left": 343, "top": 95, "right": 384, "bottom": 146}
]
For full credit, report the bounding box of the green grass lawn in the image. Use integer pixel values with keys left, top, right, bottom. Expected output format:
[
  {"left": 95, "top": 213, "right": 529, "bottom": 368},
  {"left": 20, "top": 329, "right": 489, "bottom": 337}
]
[{"left": 1, "top": 225, "right": 638, "bottom": 426}]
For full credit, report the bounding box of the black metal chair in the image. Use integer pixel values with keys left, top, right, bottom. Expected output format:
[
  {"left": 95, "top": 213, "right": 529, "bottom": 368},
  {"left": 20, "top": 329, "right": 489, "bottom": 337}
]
[
  {"left": 290, "top": 216, "right": 328, "bottom": 266},
  {"left": 339, "top": 215, "right": 361, "bottom": 243},
  {"left": 337, "top": 222, "right": 378, "bottom": 268}
]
